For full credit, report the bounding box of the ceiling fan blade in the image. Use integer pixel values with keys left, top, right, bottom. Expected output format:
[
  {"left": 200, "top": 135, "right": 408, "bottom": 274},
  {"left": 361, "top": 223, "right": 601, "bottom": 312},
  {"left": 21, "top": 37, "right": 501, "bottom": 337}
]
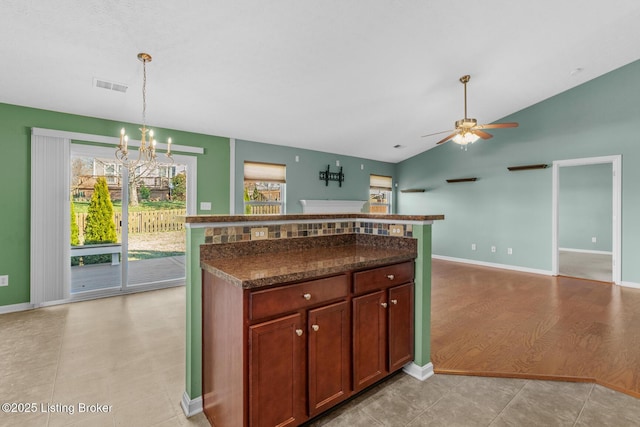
[
  {"left": 421, "top": 129, "right": 455, "bottom": 138},
  {"left": 473, "top": 130, "right": 493, "bottom": 140},
  {"left": 475, "top": 122, "right": 519, "bottom": 130},
  {"left": 435, "top": 132, "right": 459, "bottom": 145}
]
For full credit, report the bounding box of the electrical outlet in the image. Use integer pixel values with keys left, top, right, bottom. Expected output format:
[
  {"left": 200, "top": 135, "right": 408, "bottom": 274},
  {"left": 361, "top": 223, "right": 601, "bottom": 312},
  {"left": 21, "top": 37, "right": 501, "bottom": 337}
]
[
  {"left": 251, "top": 227, "right": 268, "bottom": 240},
  {"left": 389, "top": 225, "right": 404, "bottom": 236},
  {"left": 507, "top": 248, "right": 513, "bottom": 255},
  {"left": 200, "top": 202, "right": 212, "bottom": 211},
  {"left": 491, "top": 246, "right": 496, "bottom": 253},
  {"left": 592, "top": 237, "right": 597, "bottom": 243},
  {"left": 471, "top": 243, "right": 476, "bottom": 251},
  {"left": 0, "top": 275, "right": 8, "bottom": 287}
]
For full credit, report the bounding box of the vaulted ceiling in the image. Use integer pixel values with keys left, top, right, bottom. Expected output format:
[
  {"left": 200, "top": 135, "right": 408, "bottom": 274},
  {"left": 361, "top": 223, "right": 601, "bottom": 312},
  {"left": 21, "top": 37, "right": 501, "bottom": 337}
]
[{"left": 2, "top": 1, "right": 640, "bottom": 162}]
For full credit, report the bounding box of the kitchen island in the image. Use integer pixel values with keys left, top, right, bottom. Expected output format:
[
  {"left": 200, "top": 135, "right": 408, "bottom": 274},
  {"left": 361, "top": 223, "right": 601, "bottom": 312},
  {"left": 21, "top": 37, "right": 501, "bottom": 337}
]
[{"left": 181, "top": 213, "right": 443, "bottom": 423}]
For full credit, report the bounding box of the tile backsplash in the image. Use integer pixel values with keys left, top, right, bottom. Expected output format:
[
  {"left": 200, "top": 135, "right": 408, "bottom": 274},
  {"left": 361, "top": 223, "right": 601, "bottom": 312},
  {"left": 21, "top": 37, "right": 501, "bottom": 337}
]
[{"left": 204, "top": 221, "right": 413, "bottom": 244}]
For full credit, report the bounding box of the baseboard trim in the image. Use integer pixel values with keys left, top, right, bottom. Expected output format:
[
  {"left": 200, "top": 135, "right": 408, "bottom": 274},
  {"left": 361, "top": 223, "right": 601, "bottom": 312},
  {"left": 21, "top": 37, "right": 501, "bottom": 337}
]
[
  {"left": 620, "top": 281, "right": 640, "bottom": 289},
  {"left": 181, "top": 391, "right": 203, "bottom": 418},
  {"left": 403, "top": 362, "right": 434, "bottom": 381},
  {"left": 432, "top": 255, "right": 553, "bottom": 276},
  {"left": 559, "top": 248, "right": 613, "bottom": 255},
  {"left": 0, "top": 302, "right": 34, "bottom": 314}
]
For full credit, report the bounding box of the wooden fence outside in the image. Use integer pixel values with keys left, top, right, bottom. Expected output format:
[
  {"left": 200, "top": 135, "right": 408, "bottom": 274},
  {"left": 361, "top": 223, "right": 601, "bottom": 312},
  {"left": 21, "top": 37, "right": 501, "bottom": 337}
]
[
  {"left": 75, "top": 209, "right": 186, "bottom": 240},
  {"left": 245, "top": 203, "right": 282, "bottom": 215}
]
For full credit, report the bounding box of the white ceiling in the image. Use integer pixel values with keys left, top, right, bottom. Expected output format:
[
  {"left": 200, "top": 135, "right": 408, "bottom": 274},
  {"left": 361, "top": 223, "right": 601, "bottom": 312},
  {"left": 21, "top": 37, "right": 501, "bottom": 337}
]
[{"left": 2, "top": 1, "right": 640, "bottom": 163}]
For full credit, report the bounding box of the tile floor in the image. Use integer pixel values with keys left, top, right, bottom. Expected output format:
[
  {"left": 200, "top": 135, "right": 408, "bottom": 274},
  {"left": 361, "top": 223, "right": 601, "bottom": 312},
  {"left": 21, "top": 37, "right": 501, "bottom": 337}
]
[
  {"left": 558, "top": 250, "right": 612, "bottom": 283},
  {"left": 1, "top": 287, "right": 639, "bottom": 426}
]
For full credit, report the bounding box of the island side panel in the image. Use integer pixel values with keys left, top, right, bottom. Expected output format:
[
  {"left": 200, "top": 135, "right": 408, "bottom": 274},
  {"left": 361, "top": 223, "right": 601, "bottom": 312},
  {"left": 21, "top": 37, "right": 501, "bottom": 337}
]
[
  {"left": 186, "top": 226, "right": 205, "bottom": 402},
  {"left": 203, "top": 271, "right": 246, "bottom": 427},
  {"left": 413, "top": 224, "right": 432, "bottom": 366}
]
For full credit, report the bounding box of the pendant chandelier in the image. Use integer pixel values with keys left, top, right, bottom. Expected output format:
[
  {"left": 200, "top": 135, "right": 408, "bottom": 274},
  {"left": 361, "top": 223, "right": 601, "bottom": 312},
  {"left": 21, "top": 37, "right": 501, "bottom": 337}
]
[{"left": 115, "top": 53, "right": 172, "bottom": 173}]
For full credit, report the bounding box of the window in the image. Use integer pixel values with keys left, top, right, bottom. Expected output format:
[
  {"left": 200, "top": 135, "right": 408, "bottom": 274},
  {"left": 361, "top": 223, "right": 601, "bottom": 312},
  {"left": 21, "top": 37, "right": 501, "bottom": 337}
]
[
  {"left": 369, "top": 174, "right": 393, "bottom": 214},
  {"left": 104, "top": 163, "right": 118, "bottom": 185},
  {"left": 244, "top": 161, "right": 286, "bottom": 215}
]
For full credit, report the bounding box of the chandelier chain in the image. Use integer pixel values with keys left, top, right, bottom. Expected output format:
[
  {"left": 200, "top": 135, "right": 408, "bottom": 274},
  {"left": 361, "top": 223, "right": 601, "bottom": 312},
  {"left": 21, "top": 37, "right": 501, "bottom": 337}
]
[
  {"left": 142, "top": 57, "right": 147, "bottom": 126},
  {"left": 115, "top": 53, "right": 173, "bottom": 174}
]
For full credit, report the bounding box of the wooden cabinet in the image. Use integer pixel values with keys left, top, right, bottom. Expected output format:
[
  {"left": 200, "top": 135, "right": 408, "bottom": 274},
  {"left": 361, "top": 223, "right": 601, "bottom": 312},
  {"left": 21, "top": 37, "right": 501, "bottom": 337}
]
[
  {"left": 352, "top": 262, "right": 415, "bottom": 392},
  {"left": 249, "top": 314, "right": 305, "bottom": 427},
  {"left": 247, "top": 275, "right": 350, "bottom": 426},
  {"left": 307, "top": 301, "right": 350, "bottom": 416},
  {"left": 202, "top": 260, "right": 414, "bottom": 427},
  {"left": 388, "top": 282, "right": 415, "bottom": 372},
  {"left": 352, "top": 290, "right": 387, "bottom": 391}
]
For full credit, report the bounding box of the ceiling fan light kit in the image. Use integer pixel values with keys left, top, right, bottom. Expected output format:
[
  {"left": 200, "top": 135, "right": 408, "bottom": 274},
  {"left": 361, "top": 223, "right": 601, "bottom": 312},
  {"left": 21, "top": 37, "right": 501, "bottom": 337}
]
[{"left": 422, "top": 74, "right": 519, "bottom": 147}]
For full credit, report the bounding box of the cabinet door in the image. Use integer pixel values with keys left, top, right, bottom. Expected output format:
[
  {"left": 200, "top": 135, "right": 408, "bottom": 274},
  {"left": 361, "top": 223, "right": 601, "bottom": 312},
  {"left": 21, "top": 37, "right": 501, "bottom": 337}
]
[
  {"left": 308, "top": 301, "right": 350, "bottom": 416},
  {"left": 388, "top": 282, "right": 414, "bottom": 372},
  {"left": 249, "top": 313, "right": 305, "bottom": 427},
  {"left": 352, "top": 290, "right": 387, "bottom": 391}
]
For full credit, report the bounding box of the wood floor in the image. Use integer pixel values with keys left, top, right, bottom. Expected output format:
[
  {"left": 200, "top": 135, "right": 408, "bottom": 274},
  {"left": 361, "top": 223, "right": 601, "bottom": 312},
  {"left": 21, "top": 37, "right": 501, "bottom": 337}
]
[{"left": 431, "top": 259, "right": 640, "bottom": 398}]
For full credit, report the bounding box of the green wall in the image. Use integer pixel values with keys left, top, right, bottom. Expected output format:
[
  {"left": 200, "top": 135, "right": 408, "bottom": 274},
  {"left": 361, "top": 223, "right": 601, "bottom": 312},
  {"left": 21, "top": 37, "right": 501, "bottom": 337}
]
[
  {"left": 234, "top": 139, "right": 396, "bottom": 214},
  {"left": 559, "top": 163, "right": 612, "bottom": 252},
  {"left": 397, "top": 59, "right": 640, "bottom": 283},
  {"left": 0, "top": 102, "right": 230, "bottom": 307}
]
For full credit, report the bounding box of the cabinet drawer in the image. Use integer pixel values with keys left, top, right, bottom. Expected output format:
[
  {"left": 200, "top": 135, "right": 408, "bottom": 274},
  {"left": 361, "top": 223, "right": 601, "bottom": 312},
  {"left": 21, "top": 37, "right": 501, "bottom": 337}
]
[
  {"left": 353, "top": 261, "right": 414, "bottom": 295},
  {"left": 250, "top": 275, "right": 349, "bottom": 320}
]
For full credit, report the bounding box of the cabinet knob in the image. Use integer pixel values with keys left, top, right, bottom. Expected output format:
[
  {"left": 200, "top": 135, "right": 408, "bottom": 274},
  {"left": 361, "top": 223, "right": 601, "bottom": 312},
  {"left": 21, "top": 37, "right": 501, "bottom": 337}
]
[
  {"left": 381, "top": 302, "right": 388, "bottom": 308},
  {"left": 391, "top": 299, "right": 398, "bottom": 305},
  {"left": 303, "top": 293, "right": 312, "bottom": 300},
  {"left": 387, "top": 274, "right": 395, "bottom": 280},
  {"left": 295, "top": 329, "right": 303, "bottom": 336},
  {"left": 312, "top": 324, "right": 319, "bottom": 332}
]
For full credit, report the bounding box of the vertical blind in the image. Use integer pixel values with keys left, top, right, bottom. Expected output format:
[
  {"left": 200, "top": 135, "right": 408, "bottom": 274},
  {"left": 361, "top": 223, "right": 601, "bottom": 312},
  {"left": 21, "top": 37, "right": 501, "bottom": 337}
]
[
  {"left": 31, "top": 132, "right": 71, "bottom": 305},
  {"left": 244, "top": 161, "right": 286, "bottom": 183},
  {"left": 369, "top": 174, "right": 392, "bottom": 190}
]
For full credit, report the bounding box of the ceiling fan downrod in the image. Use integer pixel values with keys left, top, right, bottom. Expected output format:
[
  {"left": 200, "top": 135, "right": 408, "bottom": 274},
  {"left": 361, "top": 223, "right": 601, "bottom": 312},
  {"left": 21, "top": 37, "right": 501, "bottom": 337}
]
[{"left": 460, "top": 75, "right": 470, "bottom": 119}]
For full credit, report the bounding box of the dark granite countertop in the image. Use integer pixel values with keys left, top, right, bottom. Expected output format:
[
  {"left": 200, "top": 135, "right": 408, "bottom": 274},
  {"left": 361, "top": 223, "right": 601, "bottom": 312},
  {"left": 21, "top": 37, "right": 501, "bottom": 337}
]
[
  {"left": 201, "top": 242, "right": 416, "bottom": 289},
  {"left": 185, "top": 213, "right": 444, "bottom": 224}
]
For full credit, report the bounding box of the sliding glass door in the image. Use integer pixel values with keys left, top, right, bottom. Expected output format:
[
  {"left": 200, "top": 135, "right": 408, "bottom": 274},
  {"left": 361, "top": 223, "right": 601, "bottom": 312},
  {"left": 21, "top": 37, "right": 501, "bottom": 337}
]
[
  {"left": 126, "top": 160, "right": 187, "bottom": 287},
  {"left": 69, "top": 144, "right": 187, "bottom": 294},
  {"left": 70, "top": 145, "right": 123, "bottom": 293}
]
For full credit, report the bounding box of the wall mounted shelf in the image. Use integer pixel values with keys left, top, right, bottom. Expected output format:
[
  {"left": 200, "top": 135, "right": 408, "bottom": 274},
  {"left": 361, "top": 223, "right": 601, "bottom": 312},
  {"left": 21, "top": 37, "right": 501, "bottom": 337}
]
[
  {"left": 446, "top": 178, "right": 477, "bottom": 183},
  {"left": 400, "top": 189, "right": 426, "bottom": 193},
  {"left": 507, "top": 164, "right": 548, "bottom": 171}
]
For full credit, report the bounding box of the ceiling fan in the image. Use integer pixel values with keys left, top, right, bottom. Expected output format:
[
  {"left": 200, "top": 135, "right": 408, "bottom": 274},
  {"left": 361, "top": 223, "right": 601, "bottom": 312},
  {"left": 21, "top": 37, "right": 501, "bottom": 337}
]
[{"left": 422, "top": 75, "right": 518, "bottom": 146}]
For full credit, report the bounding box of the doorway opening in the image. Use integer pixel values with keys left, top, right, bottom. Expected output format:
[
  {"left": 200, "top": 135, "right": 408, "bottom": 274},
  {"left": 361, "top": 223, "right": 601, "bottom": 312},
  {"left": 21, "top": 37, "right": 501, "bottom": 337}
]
[{"left": 551, "top": 155, "right": 621, "bottom": 284}]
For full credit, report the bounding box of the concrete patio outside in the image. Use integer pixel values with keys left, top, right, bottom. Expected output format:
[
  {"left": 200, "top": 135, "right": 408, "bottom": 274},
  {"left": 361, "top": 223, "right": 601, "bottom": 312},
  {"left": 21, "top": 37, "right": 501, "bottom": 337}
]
[{"left": 71, "top": 255, "right": 185, "bottom": 292}]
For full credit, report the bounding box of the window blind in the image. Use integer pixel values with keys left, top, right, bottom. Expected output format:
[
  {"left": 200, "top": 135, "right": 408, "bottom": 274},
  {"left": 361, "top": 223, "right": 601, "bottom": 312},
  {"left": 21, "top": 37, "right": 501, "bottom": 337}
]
[
  {"left": 370, "top": 174, "right": 392, "bottom": 190},
  {"left": 244, "top": 161, "right": 286, "bottom": 183}
]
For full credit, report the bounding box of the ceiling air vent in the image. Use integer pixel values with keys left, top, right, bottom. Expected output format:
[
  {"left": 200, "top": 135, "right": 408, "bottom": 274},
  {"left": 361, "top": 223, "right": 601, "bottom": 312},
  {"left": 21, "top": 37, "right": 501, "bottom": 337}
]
[{"left": 94, "top": 78, "right": 128, "bottom": 93}]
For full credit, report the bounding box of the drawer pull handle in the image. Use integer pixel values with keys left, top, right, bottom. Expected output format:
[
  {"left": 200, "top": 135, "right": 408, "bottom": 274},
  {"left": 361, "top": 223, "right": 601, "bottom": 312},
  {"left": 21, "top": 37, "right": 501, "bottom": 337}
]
[
  {"left": 391, "top": 299, "right": 398, "bottom": 305},
  {"left": 303, "top": 293, "right": 312, "bottom": 300},
  {"left": 387, "top": 274, "right": 395, "bottom": 280},
  {"left": 312, "top": 324, "right": 320, "bottom": 332},
  {"left": 295, "top": 329, "right": 303, "bottom": 336},
  {"left": 381, "top": 302, "right": 388, "bottom": 308}
]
